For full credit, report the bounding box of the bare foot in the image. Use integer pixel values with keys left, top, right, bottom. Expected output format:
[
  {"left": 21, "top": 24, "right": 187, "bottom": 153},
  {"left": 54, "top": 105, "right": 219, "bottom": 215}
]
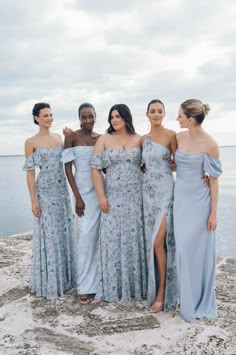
[{"left": 149, "top": 301, "right": 164, "bottom": 313}]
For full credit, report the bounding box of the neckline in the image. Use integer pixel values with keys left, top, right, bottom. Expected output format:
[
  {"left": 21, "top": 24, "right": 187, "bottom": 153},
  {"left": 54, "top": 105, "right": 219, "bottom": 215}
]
[
  {"left": 177, "top": 149, "right": 205, "bottom": 155},
  {"left": 106, "top": 146, "right": 140, "bottom": 152},
  {"left": 27, "top": 145, "right": 63, "bottom": 158},
  {"left": 145, "top": 138, "right": 170, "bottom": 153}
]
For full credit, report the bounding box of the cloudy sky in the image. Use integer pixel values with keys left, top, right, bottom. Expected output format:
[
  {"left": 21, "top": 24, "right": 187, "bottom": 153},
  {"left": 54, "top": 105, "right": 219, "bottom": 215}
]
[{"left": 1, "top": 0, "right": 235, "bottom": 155}]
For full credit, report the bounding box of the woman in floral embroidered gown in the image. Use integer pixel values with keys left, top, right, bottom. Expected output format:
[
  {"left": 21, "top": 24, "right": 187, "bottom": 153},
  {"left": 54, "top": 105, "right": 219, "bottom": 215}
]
[
  {"left": 142, "top": 99, "right": 178, "bottom": 312},
  {"left": 91, "top": 104, "right": 147, "bottom": 303},
  {"left": 23, "top": 102, "right": 76, "bottom": 299}
]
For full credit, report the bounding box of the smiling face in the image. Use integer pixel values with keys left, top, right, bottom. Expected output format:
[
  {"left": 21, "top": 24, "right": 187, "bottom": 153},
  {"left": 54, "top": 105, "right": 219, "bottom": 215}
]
[
  {"left": 110, "top": 109, "right": 126, "bottom": 131},
  {"left": 79, "top": 107, "right": 96, "bottom": 131},
  {"left": 146, "top": 102, "right": 165, "bottom": 126},
  {"left": 35, "top": 108, "right": 53, "bottom": 128}
]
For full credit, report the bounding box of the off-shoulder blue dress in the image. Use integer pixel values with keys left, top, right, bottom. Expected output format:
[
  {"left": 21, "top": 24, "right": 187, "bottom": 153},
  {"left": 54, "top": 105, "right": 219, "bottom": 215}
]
[
  {"left": 142, "top": 138, "right": 177, "bottom": 309},
  {"left": 173, "top": 150, "right": 222, "bottom": 322},
  {"left": 23, "top": 146, "right": 77, "bottom": 299},
  {"left": 91, "top": 148, "right": 147, "bottom": 302},
  {"left": 61, "top": 146, "right": 100, "bottom": 295}
]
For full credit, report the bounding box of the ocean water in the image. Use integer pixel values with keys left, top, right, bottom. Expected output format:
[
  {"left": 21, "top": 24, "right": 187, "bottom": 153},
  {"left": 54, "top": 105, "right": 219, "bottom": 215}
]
[{"left": 0, "top": 147, "right": 235, "bottom": 257}]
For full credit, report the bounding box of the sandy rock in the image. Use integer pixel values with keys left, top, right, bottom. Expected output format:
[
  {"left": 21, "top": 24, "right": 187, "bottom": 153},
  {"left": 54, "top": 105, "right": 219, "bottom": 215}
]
[{"left": 0, "top": 234, "right": 235, "bottom": 354}]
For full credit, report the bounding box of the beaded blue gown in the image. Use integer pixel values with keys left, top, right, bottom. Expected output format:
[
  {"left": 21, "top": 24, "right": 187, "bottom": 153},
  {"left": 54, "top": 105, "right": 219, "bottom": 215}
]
[
  {"left": 142, "top": 138, "right": 177, "bottom": 309},
  {"left": 61, "top": 146, "right": 100, "bottom": 295},
  {"left": 23, "top": 146, "right": 77, "bottom": 299},
  {"left": 174, "top": 150, "right": 222, "bottom": 322},
  {"left": 91, "top": 148, "right": 147, "bottom": 302}
]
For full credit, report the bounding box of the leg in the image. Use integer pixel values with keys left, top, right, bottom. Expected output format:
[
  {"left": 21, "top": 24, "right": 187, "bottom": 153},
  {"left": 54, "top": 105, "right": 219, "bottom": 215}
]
[{"left": 149, "top": 216, "right": 167, "bottom": 313}]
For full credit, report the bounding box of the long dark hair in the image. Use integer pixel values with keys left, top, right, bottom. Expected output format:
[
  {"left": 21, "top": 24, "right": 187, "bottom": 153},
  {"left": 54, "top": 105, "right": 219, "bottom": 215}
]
[
  {"left": 32, "top": 102, "right": 51, "bottom": 125},
  {"left": 106, "top": 104, "right": 135, "bottom": 134}
]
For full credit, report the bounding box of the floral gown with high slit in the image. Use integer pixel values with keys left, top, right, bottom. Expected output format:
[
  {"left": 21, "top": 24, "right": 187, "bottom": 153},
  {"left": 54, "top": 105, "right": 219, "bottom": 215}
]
[{"left": 142, "top": 138, "right": 178, "bottom": 309}]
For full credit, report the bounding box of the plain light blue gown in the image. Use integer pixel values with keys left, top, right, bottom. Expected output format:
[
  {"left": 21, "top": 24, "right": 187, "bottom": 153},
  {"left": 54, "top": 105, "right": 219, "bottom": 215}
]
[
  {"left": 61, "top": 146, "right": 100, "bottom": 295},
  {"left": 142, "top": 138, "right": 177, "bottom": 310},
  {"left": 23, "top": 146, "right": 77, "bottom": 299},
  {"left": 174, "top": 150, "right": 222, "bottom": 322}
]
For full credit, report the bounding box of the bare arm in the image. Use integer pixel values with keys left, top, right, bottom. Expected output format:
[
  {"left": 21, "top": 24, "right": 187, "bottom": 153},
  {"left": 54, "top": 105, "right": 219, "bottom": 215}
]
[
  {"left": 91, "top": 135, "right": 109, "bottom": 213},
  {"left": 64, "top": 133, "right": 85, "bottom": 217},
  {"left": 207, "top": 142, "right": 220, "bottom": 231},
  {"left": 170, "top": 132, "right": 177, "bottom": 172},
  {"left": 25, "top": 139, "right": 41, "bottom": 218}
]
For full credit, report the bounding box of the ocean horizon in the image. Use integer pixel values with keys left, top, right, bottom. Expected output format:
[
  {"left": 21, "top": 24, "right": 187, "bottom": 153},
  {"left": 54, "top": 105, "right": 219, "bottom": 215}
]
[{"left": 0, "top": 146, "right": 235, "bottom": 257}]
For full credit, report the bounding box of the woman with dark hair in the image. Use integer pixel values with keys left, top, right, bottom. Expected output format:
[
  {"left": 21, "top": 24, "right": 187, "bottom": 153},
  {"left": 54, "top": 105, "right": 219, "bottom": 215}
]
[
  {"left": 61, "top": 103, "right": 100, "bottom": 304},
  {"left": 23, "top": 102, "right": 76, "bottom": 299},
  {"left": 91, "top": 104, "right": 147, "bottom": 303},
  {"left": 141, "top": 99, "right": 178, "bottom": 313},
  {"left": 174, "top": 99, "right": 222, "bottom": 322}
]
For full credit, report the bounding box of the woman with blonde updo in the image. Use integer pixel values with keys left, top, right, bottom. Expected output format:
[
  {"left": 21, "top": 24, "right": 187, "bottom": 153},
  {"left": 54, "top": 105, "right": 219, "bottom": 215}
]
[{"left": 174, "top": 99, "right": 222, "bottom": 322}]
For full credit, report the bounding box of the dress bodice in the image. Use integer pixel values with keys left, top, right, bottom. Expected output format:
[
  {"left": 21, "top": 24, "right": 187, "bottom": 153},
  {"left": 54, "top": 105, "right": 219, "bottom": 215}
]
[
  {"left": 61, "top": 146, "right": 94, "bottom": 173},
  {"left": 142, "top": 138, "right": 172, "bottom": 174},
  {"left": 91, "top": 147, "right": 142, "bottom": 192},
  {"left": 23, "top": 146, "right": 64, "bottom": 174},
  {"left": 175, "top": 150, "right": 222, "bottom": 182}
]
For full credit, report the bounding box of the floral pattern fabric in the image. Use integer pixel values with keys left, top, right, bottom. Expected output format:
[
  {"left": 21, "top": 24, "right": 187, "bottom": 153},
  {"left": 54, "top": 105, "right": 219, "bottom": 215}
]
[
  {"left": 142, "top": 138, "right": 178, "bottom": 309},
  {"left": 23, "top": 146, "right": 77, "bottom": 299},
  {"left": 91, "top": 148, "right": 147, "bottom": 302}
]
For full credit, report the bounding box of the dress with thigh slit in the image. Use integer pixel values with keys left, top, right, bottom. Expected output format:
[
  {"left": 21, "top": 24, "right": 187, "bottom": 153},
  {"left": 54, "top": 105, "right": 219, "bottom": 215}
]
[{"left": 142, "top": 138, "right": 178, "bottom": 309}]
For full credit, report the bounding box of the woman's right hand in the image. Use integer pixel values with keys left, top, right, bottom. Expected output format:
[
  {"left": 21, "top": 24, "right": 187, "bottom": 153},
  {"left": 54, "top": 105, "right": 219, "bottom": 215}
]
[
  {"left": 63, "top": 126, "right": 73, "bottom": 136},
  {"left": 98, "top": 195, "right": 110, "bottom": 213},
  {"left": 32, "top": 200, "right": 41, "bottom": 218},
  {"left": 75, "top": 197, "right": 85, "bottom": 217}
]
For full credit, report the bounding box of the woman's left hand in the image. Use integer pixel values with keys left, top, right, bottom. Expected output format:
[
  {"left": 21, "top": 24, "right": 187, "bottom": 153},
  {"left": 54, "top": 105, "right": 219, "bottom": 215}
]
[{"left": 208, "top": 212, "right": 217, "bottom": 231}]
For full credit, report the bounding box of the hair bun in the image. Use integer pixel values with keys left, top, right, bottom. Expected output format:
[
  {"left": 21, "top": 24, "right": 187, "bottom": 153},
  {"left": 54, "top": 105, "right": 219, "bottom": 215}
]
[{"left": 202, "top": 103, "right": 210, "bottom": 116}]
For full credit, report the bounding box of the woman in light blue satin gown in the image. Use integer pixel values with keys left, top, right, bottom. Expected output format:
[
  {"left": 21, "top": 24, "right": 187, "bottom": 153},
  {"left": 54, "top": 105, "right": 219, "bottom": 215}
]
[
  {"left": 142, "top": 99, "right": 178, "bottom": 313},
  {"left": 61, "top": 103, "right": 100, "bottom": 304},
  {"left": 91, "top": 104, "right": 147, "bottom": 303},
  {"left": 174, "top": 99, "right": 222, "bottom": 322},
  {"left": 24, "top": 102, "right": 76, "bottom": 299}
]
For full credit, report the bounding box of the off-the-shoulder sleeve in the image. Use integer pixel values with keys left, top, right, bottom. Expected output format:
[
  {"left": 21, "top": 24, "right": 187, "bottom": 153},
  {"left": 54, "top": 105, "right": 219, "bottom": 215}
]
[
  {"left": 23, "top": 154, "right": 35, "bottom": 171},
  {"left": 61, "top": 148, "right": 76, "bottom": 163},
  {"left": 203, "top": 155, "right": 222, "bottom": 178},
  {"left": 90, "top": 151, "right": 111, "bottom": 169}
]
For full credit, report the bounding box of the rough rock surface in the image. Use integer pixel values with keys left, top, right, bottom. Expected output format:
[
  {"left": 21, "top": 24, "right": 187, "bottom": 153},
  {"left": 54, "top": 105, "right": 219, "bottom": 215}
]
[{"left": 0, "top": 234, "right": 235, "bottom": 355}]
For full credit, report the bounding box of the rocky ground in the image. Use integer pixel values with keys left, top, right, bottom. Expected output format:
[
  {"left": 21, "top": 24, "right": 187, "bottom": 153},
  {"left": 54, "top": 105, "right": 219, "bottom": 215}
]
[{"left": 0, "top": 233, "right": 235, "bottom": 355}]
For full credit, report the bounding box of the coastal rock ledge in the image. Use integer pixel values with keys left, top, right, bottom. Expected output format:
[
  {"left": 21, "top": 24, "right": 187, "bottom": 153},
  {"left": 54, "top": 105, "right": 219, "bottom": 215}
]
[{"left": 0, "top": 234, "right": 235, "bottom": 355}]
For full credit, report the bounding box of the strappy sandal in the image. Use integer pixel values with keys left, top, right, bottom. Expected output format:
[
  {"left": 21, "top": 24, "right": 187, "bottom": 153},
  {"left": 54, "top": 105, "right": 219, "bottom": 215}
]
[
  {"left": 149, "top": 301, "right": 164, "bottom": 313},
  {"left": 78, "top": 294, "right": 90, "bottom": 304}
]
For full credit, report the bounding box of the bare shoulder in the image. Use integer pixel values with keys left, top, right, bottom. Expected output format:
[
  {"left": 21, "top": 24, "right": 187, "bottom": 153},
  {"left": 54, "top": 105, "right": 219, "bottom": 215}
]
[
  {"left": 64, "top": 131, "right": 77, "bottom": 148},
  {"left": 52, "top": 132, "right": 63, "bottom": 144},
  {"left": 206, "top": 136, "right": 219, "bottom": 158},
  {"left": 25, "top": 136, "right": 36, "bottom": 156},
  {"left": 140, "top": 134, "right": 148, "bottom": 147},
  {"left": 92, "top": 131, "right": 101, "bottom": 138}
]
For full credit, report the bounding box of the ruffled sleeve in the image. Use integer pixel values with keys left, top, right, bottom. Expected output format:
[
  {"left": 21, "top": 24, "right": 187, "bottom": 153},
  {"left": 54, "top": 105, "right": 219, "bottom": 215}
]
[
  {"left": 23, "top": 154, "right": 35, "bottom": 171},
  {"left": 90, "top": 151, "right": 111, "bottom": 169},
  {"left": 203, "top": 154, "right": 222, "bottom": 178},
  {"left": 61, "top": 147, "right": 76, "bottom": 163}
]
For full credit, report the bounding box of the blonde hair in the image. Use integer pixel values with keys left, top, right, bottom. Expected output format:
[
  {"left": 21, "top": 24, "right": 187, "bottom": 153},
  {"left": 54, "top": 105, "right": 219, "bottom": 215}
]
[{"left": 181, "top": 99, "right": 210, "bottom": 124}]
